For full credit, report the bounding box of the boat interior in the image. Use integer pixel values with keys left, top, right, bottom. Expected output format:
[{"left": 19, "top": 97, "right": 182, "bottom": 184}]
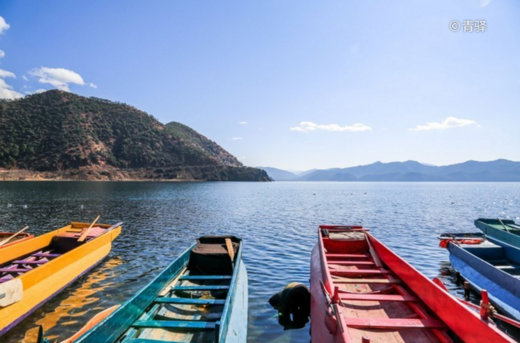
[
  {"left": 114, "top": 235, "right": 239, "bottom": 343},
  {"left": 321, "top": 227, "right": 457, "bottom": 343},
  {"left": 464, "top": 240, "right": 520, "bottom": 277},
  {"left": 477, "top": 219, "right": 520, "bottom": 236},
  {"left": 0, "top": 224, "right": 108, "bottom": 285}
]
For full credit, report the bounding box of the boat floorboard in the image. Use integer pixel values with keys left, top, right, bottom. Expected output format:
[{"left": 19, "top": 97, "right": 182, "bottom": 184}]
[
  {"left": 325, "top": 239, "right": 452, "bottom": 343},
  {"left": 125, "top": 267, "right": 232, "bottom": 343}
]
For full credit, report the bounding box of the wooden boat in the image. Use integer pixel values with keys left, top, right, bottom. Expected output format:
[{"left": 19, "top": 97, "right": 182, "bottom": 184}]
[
  {"left": 475, "top": 218, "right": 520, "bottom": 247},
  {"left": 0, "top": 221, "right": 121, "bottom": 338},
  {"left": 0, "top": 231, "right": 34, "bottom": 248},
  {"left": 311, "top": 225, "right": 514, "bottom": 343},
  {"left": 54, "top": 235, "right": 248, "bottom": 343},
  {"left": 440, "top": 231, "right": 520, "bottom": 322}
]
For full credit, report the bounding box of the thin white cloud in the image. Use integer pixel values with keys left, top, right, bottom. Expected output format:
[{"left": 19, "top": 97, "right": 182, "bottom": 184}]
[
  {"left": 0, "top": 68, "right": 22, "bottom": 99},
  {"left": 34, "top": 89, "right": 47, "bottom": 94},
  {"left": 239, "top": 121, "right": 248, "bottom": 125},
  {"left": 232, "top": 137, "right": 243, "bottom": 140},
  {"left": 0, "top": 50, "right": 5, "bottom": 59},
  {"left": 0, "top": 69, "right": 15, "bottom": 79},
  {"left": 290, "top": 121, "right": 372, "bottom": 133},
  {"left": 29, "top": 67, "right": 85, "bottom": 91},
  {"left": 0, "top": 16, "right": 10, "bottom": 35},
  {"left": 89, "top": 82, "right": 97, "bottom": 89},
  {"left": 409, "top": 117, "right": 478, "bottom": 131},
  {"left": 0, "top": 79, "right": 23, "bottom": 99},
  {"left": 22, "top": 75, "right": 28, "bottom": 81}
]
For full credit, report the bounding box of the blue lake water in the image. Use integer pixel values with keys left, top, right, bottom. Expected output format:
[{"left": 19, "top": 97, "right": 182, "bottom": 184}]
[{"left": 1, "top": 181, "right": 519, "bottom": 342}]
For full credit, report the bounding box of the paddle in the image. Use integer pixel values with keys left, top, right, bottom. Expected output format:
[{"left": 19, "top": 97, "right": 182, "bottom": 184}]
[
  {"left": 0, "top": 226, "right": 29, "bottom": 248},
  {"left": 497, "top": 218, "right": 511, "bottom": 233},
  {"left": 77, "top": 215, "right": 100, "bottom": 242},
  {"left": 225, "top": 238, "right": 235, "bottom": 271}
]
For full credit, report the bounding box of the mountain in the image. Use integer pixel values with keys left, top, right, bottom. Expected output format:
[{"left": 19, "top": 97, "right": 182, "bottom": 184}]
[
  {"left": 257, "top": 167, "right": 296, "bottom": 181},
  {"left": 0, "top": 90, "right": 269, "bottom": 181},
  {"left": 264, "top": 160, "right": 520, "bottom": 181}
]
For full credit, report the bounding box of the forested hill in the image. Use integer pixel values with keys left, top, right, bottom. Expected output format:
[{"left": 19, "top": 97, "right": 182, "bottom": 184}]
[{"left": 0, "top": 90, "right": 268, "bottom": 181}]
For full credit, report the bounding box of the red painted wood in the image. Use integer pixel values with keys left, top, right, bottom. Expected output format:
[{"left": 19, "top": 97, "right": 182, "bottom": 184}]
[
  {"left": 344, "top": 318, "right": 446, "bottom": 329},
  {"left": 368, "top": 234, "right": 515, "bottom": 343},
  {"left": 326, "top": 253, "right": 370, "bottom": 258},
  {"left": 339, "top": 293, "right": 418, "bottom": 302},
  {"left": 330, "top": 269, "right": 392, "bottom": 276},
  {"left": 332, "top": 278, "right": 402, "bottom": 284},
  {"left": 324, "top": 238, "right": 367, "bottom": 254},
  {"left": 312, "top": 224, "right": 516, "bottom": 343},
  {"left": 327, "top": 261, "right": 375, "bottom": 266}
]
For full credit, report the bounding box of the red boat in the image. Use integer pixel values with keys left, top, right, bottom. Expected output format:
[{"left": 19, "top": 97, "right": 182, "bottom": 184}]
[{"left": 310, "top": 225, "right": 514, "bottom": 343}]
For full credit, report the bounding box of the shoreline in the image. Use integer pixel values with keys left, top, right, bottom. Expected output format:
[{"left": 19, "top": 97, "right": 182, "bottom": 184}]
[{"left": 0, "top": 167, "right": 270, "bottom": 182}]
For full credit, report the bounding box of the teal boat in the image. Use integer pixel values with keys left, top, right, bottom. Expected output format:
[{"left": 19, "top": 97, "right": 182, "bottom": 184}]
[
  {"left": 43, "top": 235, "right": 248, "bottom": 343},
  {"left": 475, "top": 218, "right": 520, "bottom": 247}
]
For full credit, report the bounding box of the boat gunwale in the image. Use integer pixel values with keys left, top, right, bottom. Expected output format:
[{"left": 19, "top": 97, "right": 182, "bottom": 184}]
[{"left": 217, "top": 237, "right": 243, "bottom": 343}]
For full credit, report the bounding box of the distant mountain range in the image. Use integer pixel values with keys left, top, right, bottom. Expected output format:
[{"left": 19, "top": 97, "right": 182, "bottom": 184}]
[{"left": 259, "top": 160, "right": 520, "bottom": 181}]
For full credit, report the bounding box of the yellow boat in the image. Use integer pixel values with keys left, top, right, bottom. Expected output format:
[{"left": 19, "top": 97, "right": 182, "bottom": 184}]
[{"left": 0, "top": 221, "right": 121, "bottom": 338}]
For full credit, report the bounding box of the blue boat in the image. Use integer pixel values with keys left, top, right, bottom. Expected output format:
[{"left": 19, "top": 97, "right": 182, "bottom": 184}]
[
  {"left": 45, "top": 235, "right": 248, "bottom": 343},
  {"left": 441, "top": 232, "right": 520, "bottom": 321},
  {"left": 475, "top": 218, "right": 520, "bottom": 248}
]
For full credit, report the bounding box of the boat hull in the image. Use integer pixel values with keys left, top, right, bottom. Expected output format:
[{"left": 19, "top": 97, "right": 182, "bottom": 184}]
[
  {"left": 448, "top": 239, "right": 520, "bottom": 320},
  {"left": 222, "top": 259, "right": 248, "bottom": 343},
  {"left": 475, "top": 218, "right": 520, "bottom": 247},
  {"left": 0, "top": 223, "right": 121, "bottom": 337}
]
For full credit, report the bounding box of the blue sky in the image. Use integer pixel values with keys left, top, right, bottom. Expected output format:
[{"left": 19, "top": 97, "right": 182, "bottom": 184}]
[{"left": 0, "top": 1, "right": 519, "bottom": 170}]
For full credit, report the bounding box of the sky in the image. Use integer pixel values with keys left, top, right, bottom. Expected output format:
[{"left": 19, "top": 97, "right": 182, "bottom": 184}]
[{"left": 0, "top": 1, "right": 519, "bottom": 171}]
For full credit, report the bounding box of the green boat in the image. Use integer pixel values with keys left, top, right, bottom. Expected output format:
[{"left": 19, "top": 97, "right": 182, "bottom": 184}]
[
  {"left": 41, "top": 235, "right": 248, "bottom": 343},
  {"left": 475, "top": 218, "right": 520, "bottom": 248}
]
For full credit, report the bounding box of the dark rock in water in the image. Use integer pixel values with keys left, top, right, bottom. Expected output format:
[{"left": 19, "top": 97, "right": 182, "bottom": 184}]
[{"left": 269, "top": 283, "right": 310, "bottom": 330}]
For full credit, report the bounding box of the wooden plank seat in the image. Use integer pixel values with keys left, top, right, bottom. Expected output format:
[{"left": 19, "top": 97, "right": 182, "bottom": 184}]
[
  {"left": 171, "top": 285, "right": 230, "bottom": 291},
  {"left": 154, "top": 298, "right": 226, "bottom": 305},
  {"left": 326, "top": 253, "right": 370, "bottom": 259},
  {"left": 339, "top": 293, "right": 419, "bottom": 302},
  {"left": 328, "top": 261, "right": 375, "bottom": 266},
  {"left": 179, "top": 275, "right": 232, "bottom": 280},
  {"left": 331, "top": 269, "right": 392, "bottom": 276},
  {"left": 344, "top": 317, "right": 446, "bottom": 329},
  {"left": 331, "top": 277, "right": 402, "bottom": 284},
  {"left": 131, "top": 320, "right": 217, "bottom": 330}
]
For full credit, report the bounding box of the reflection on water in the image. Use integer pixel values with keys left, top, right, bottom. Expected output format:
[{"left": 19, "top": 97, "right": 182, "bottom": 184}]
[
  {"left": 22, "top": 258, "right": 123, "bottom": 342},
  {"left": 0, "top": 181, "right": 518, "bottom": 342}
]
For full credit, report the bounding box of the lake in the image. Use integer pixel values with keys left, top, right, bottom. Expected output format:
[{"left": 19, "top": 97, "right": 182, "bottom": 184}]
[{"left": 1, "top": 181, "right": 519, "bottom": 342}]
